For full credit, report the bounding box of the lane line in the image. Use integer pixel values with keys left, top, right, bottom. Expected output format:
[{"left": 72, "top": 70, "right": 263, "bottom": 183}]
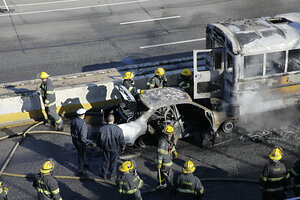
[
  {"left": 2, "top": 0, "right": 10, "bottom": 11},
  {"left": 9, "top": 0, "right": 81, "bottom": 7},
  {"left": 0, "top": 0, "right": 149, "bottom": 17},
  {"left": 140, "top": 38, "right": 205, "bottom": 49},
  {"left": 120, "top": 15, "right": 181, "bottom": 25}
]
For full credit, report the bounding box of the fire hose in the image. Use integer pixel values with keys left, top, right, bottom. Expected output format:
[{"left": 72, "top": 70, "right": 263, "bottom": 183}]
[{"left": 0, "top": 121, "right": 259, "bottom": 196}]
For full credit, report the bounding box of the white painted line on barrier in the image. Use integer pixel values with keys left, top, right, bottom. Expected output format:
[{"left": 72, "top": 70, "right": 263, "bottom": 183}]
[
  {"left": 0, "top": 0, "right": 149, "bottom": 17},
  {"left": 10, "top": 0, "right": 81, "bottom": 7},
  {"left": 140, "top": 38, "right": 205, "bottom": 49},
  {"left": 120, "top": 15, "right": 181, "bottom": 25}
]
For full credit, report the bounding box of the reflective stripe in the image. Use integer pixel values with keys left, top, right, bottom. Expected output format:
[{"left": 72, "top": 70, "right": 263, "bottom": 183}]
[
  {"left": 45, "top": 99, "right": 50, "bottom": 104},
  {"left": 46, "top": 90, "right": 55, "bottom": 94},
  {"left": 56, "top": 118, "right": 62, "bottom": 124},
  {"left": 52, "top": 188, "right": 60, "bottom": 194},
  {"left": 261, "top": 175, "right": 285, "bottom": 182},
  {"left": 264, "top": 187, "right": 284, "bottom": 192},
  {"left": 157, "top": 159, "right": 162, "bottom": 164},
  {"left": 148, "top": 83, "right": 155, "bottom": 87},
  {"left": 119, "top": 188, "right": 137, "bottom": 194},
  {"left": 163, "top": 161, "right": 173, "bottom": 167},
  {"left": 177, "top": 188, "right": 196, "bottom": 194},
  {"left": 178, "top": 82, "right": 185, "bottom": 87},
  {"left": 119, "top": 181, "right": 127, "bottom": 185},
  {"left": 37, "top": 188, "right": 51, "bottom": 195},
  {"left": 200, "top": 186, "right": 204, "bottom": 194},
  {"left": 128, "top": 86, "right": 133, "bottom": 92},
  {"left": 171, "top": 146, "right": 175, "bottom": 152},
  {"left": 291, "top": 168, "right": 300, "bottom": 176},
  {"left": 158, "top": 148, "right": 169, "bottom": 154},
  {"left": 47, "top": 101, "right": 56, "bottom": 107}
]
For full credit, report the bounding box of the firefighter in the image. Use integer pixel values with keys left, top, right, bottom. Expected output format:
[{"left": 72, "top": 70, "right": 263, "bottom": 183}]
[
  {"left": 157, "top": 125, "right": 177, "bottom": 187},
  {"left": 98, "top": 114, "right": 126, "bottom": 180},
  {"left": 177, "top": 68, "right": 193, "bottom": 95},
  {"left": 39, "top": 72, "right": 63, "bottom": 131},
  {"left": 116, "top": 160, "right": 144, "bottom": 200},
  {"left": 259, "top": 147, "right": 290, "bottom": 200},
  {"left": 0, "top": 181, "right": 8, "bottom": 200},
  {"left": 122, "top": 72, "right": 144, "bottom": 97},
  {"left": 290, "top": 141, "right": 300, "bottom": 197},
  {"left": 33, "top": 158, "right": 62, "bottom": 200},
  {"left": 175, "top": 160, "right": 204, "bottom": 200},
  {"left": 70, "top": 108, "right": 93, "bottom": 175},
  {"left": 147, "top": 68, "right": 167, "bottom": 89}
]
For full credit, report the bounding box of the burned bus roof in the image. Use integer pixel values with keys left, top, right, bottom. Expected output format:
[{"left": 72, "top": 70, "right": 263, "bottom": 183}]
[{"left": 208, "top": 13, "right": 300, "bottom": 55}]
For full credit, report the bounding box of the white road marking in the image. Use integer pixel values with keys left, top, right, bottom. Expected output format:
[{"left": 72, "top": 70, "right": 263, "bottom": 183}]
[
  {"left": 140, "top": 38, "right": 205, "bottom": 49},
  {"left": 10, "top": 0, "right": 81, "bottom": 7},
  {"left": 2, "top": 0, "right": 10, "bottom": 11},
  {"left": 0, "top": 0, "right": 149, "bottom": 17},
  {"left": 120, "top": 15, "right": 181, "bottom": 25}
]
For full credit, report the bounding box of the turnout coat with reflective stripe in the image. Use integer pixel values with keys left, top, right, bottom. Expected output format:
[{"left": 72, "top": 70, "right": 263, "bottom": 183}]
[
  {"left": 147, "top": 75, "right": 167, "bottom": 89},
  {"left": 122, "top": 79, "right": 141, "bottom": 97},
  {"left": 259, "top": 161, "right": 290, "bottom": 192},
  {"left": 157, "top": 136, "right": 175, "bottom": 167},
  {"left": 40, "top": 79, "right": 56, "bottom": 107},
  {"left": 33, "top": 173, "right": 62, "bottom": 200},
  {"left": 0, "top": 186, "right": 8, "bottom": 200},
  {"left": 115, "top": 172, "right": 143, "bottom": 198},
  {"left": 175, "top": 173, "right": 204, "bottom": 200},
  {"left": 291, "top": 159, "right": 300, "bottom": 189}
]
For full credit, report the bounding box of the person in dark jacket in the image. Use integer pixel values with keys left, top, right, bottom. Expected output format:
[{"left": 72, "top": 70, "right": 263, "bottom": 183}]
[
  {"left": 98, "top": 114, "right": 126, "bottom": 180},
  {"left": 147, "top": 68, "right": 167, "bottom": 89},
  {"left": 0, "top": 181, "right": 8, "bottom": 200},
  {"left": 177, "top": 68, "right": 193, "bottom": 95},
  {"left": 175, "top": 160, "right": 204, "bottom": 200},
  {"left": 33, "top": 158, "right": 62, "bottom": 200},
  {"left": 290, "top": 141, "right": 300, "bottom": 197},
  {"left": 122, "top": 72, "right": 144, "bottom": 98},
  {"left": 157, "top": 125, "right": 177, "bottom": 187},
  {"left": 70, "top": 108, "right": 93, "bottom": 175},
  {"left": 39, "top": 72, "right": 63, "bottom": 131},
  {"left": 259, "top": 147, "right": 290, "bottom": 200},
  {"left": 116, "top": 160, "right": 144, "bottom": 200}
]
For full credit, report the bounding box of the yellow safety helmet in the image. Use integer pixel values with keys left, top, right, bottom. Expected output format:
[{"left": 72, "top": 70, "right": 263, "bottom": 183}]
[
  {"left": 40, "top": 72, "right": 50, "bottom": 79},
  {"left": 183, "top": 160, "right": 195, "bottom": 173},
  {"left": 40, "top": 158, "right": 56, "bottom": 174},
  {"left": 163, "top": 125, "right": 174, "bottom": 135},
  {"left": 123, "top": 72, "right": 134, "bottom": 79},
  {"left": 119, "top": 161, "right": 134, "bottom": 172},
  {"left": 155, "top": 68, "right": 165, "bottom": 76},
  {"left": 181, "top": 68, "right": 192, "bottom": 76},
  {"left": 269, "top": 147, "right": 282, "bottom": 161}
]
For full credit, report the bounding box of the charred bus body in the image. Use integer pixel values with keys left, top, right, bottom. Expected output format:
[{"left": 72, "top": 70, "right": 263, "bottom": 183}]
[{"left": 194, "top": 13, "right": 300, "bottom": 131}]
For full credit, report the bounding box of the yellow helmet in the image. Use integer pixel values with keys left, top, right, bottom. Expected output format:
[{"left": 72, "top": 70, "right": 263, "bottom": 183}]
[
  {"left": 40, "top": 72, "right": 50, "bottom": 79},
  {"left": 123, "top": 72, "right": 134, "bottom": 79},
  {"left": 155, "top": 68, "right": 165, "bottom": 76},
  {"left": 163, "top": 125, "right": 174, "bottom": 135},
  {"left": 183, "top": 160, "right": 195, "bottom": 173},
  {"left": 181, "top": 68, "right": 192, "bottom": 76},
  {"left": 269, "top": 147, "right": 282, "bottom": 161},
  {"left": 119, "top": 161, "right": 134, "bottom": 172},
  {"left": 40, "top": 158, "right": 56, "bottom": 174}
]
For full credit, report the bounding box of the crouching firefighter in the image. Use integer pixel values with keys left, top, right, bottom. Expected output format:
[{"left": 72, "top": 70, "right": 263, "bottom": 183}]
[
  {"left": 175, "top": 160, "right": 205, "bottom": 200},
  {"left": 0, "top": 181, "right": 9, "bottom": 200},
  {"left": 259, "top": 147, "right": 290, "bottom": 200},
  {"left": 116, "top": 160, "right": 144, "bottom": 200},
  {"left": 157, "top": 125, "right": 178, "bottom": 187},
  {"left": 33, "top": 158, "right": 62, "bottom": 200}
]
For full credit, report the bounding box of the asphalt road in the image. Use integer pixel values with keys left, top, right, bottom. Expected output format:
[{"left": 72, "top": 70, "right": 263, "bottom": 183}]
[
  {"left": 0, "top": 111, "right": 299, "bottom": 200},
  {"left": 0, "top": 0, "right": 300, "bottom": 83}
]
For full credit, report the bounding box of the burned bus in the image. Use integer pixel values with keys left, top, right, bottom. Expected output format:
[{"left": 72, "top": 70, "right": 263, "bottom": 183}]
[{"left": 194, "top": 13, "right": 300, "bottom": 132}]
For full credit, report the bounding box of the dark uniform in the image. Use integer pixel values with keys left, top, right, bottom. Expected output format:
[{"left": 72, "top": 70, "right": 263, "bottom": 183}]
[
  {"left": 122, "top": 79, "right": 142, "bottom": 97},
  {"left": 147, "top": 75, "right": 167, "bottom": 89},
  {"left": 0, "top": 184, "right": 8, "bottom": 200},
  {"left": 177, "top": 75, "right": 192, "bottom": 93},
  {"left": 99, "top": 124, "right": 125, "bottom": 178},
  {"left": 33, "top": 173, "right": 62, "bottom": 200},
  {"left": 116, "top": 172, "right": 144, "bottom": 200},
  {"left": 290, "top": 159, "right": 300, "bottom": 196},
  {"left": 70, "top": 117, "right": 91, "bottom": 174},
  {"left": 175, "top": 173, "right": 204, "bottom": 200},
  {"left": 40, "top": 79, "right": 63, "bottom": 129},
  {"left": 157, "top": 135, "right": 176, "bottom": 186},
  {"left": 259, "top": 161, "right": 290, "bottom": 200}
]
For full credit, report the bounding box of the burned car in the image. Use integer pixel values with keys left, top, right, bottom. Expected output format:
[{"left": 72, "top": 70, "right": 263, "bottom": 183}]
[{"left": 101, "top": 86, "right": 226, "bottom": 147}]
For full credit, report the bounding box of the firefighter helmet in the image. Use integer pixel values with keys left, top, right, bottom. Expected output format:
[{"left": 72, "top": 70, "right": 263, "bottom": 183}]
[
  {"left": 123, "top": 72, "right": 134, "bottom": 79},
  {"left": 163, "top": 125, "right": 174, "bottom": 135},
  {"left": 269, "top": 147, "right": 282, "bottom": 161},
  {"left": 183, "top": 160, "right": 195, "bottom": 173},
  {"left": 119, "top": 161, "right": 134, "bottom": 172},
  {"left": 40, "top": 158, "right": 56, "bottom": 174},
  {"left": 40, "top": 72, "right": 50, "bottom": 79},
  {"left": 155, "top": 68, "right": 165, "bottom": 76},
  {"left": 181, "top": 68, "right": 192, "bottom": 76}
]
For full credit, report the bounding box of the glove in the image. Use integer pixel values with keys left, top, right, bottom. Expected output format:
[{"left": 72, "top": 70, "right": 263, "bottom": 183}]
[
  {"left": 157, "top": 164, "right": 162, "bottom": 169},
  {"left": 3, "top": 187, "right": 8, "bottom": 192},
  {"left": 173, "top": 151, "right": 178, "bottom": 158},
  {"left": 89, "top": 142, "right": 97, "bottom": 148},
  {"left": 141, "top": 90, "right": 145, "bottom": 94}
]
